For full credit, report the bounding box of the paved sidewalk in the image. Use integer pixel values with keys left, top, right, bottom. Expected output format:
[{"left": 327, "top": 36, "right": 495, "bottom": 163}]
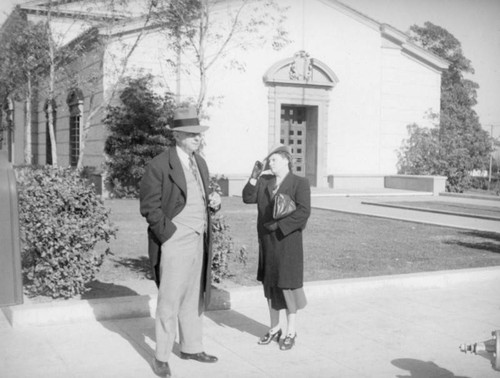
[{"left": 1, "top": 267, "right": 499, "bottom": 378}]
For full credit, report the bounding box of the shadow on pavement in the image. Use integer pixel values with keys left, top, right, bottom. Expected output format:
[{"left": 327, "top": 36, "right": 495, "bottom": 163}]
[
  {"left": 205, "top": 285, "right": 268, "bottom": 338},
  {"left": 392, "top": 358, "right": 470, "bottom": 378},
  {"left": 85, "top": 283, "right": 156, "bottom": 372},
  {"left": 82, "top": 280, "right": 140, "bottom": 299},
  {"left": 205, "top": 309, "right": 267, "bottom": 339},
  {"left": 84, "top": 282, "right": 187, "bottom": 373},
  {"left": 103, "top": 313, "right": 156, "bottom": 365}
]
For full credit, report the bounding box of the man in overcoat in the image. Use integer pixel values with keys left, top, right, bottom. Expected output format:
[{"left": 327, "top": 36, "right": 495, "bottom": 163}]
[{"left": 139, "top": 105, "right": 220, "bottom": 377}]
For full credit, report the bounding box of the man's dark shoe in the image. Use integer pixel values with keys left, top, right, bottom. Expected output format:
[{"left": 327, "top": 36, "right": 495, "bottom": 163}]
[
  {"left": 180, "top": 351, "right": 218, "bottom": 363},
  {"left": 152, "top": 357, "right": 171, "bottom": 377}
]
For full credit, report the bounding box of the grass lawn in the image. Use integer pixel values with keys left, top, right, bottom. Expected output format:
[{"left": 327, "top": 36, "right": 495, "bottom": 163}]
[{"left": 95, "top": 196, "right": 500, "bottom": 288}]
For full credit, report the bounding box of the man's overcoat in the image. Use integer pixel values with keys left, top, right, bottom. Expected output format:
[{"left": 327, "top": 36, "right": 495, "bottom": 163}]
[
  {"left": 139, "top": 147, "right": 213, "bottom": 307},
  {"left": 242, "top": 173, "right": 311, "bottom": 289}
]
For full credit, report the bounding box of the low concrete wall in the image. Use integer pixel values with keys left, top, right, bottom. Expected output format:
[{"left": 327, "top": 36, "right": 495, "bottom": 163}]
[
  {"left": 327, "top": 175, "right": 385, "bottom": 189},
  {"left": 225, "top": 173, "right": 447, "bottom": 196},
  {"left": 225, "top": 175, "right": 248, "bottom": 196},
  {"left": 385, "top": 175, "right": 447, "bottom": 195}
]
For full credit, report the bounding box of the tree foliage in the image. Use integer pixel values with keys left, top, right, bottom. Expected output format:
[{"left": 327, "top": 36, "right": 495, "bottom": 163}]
[
  {"left": 151, "top": 0, "right": 290, "bottom": 111},
  {"left": 0, "top": 9, "right": 50, "bottom": 98},
  {"left": 104, "top": 75, "right": 177, "bottom": 197},
  {"left": 0, "top": 8, "right": 51, "bottom": 164},
  {"left": 398, "top": 22, "right": 492, "bottom": 192}
]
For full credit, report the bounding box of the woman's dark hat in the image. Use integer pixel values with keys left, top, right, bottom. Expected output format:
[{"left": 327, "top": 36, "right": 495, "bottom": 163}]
[
  {"left": 169, "top": 105, "right": 209, "bottom": 133},
  {"left": 262, "top": 144, "right": 292, "bottom": 170},
  {"left": 265, "top": 144, "right": 292, "bottom": 161}
]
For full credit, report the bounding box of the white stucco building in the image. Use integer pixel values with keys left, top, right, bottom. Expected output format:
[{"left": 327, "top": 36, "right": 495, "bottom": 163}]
[{"left": 0, "top": 0, "right": 448, "bottom": 192}]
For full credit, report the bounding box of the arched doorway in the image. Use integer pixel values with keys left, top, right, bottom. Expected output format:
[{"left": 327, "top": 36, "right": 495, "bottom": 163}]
[{"left": 263, "top": 51, "right": 338, "bottom": 187}]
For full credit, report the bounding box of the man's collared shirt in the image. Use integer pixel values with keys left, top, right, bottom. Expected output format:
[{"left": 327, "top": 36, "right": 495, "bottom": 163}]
[{"left": 176, "top": 145, "right": 191, "bottom": 168}]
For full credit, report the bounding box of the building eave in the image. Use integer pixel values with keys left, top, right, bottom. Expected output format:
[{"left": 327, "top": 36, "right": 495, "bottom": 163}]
[
  {"left": 330, "top": 0, "right": 450, "bottom": 71},
  {"left": 19, "top": 0, "right": 127, "bottom": 22},
  {"left": 380, "top": 24, "right": 450, "bottom": 71}
]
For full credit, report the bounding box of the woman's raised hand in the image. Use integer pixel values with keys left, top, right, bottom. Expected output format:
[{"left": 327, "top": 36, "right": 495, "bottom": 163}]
[{"left": 250, "top": 160, "right": 264, "bottom": 179}]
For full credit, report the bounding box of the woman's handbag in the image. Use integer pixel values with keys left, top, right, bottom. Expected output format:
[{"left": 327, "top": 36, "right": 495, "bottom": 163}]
[{"left": 273, "top": 193, "right": 296, "bottom": 220}]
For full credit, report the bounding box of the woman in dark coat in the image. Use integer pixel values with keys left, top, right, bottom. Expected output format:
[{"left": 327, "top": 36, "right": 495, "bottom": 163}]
[{"left": 242, "top": 144, "right": 311, "bottom": 351}]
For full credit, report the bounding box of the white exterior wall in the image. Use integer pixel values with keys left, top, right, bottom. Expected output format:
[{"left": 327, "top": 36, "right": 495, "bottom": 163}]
[
  {"left": 24, "top": 0, "right": 445, "bottom": 184},
  {"left": 102, "top": 0, "right": 443, "bottom": 179},
  {"left": 379, "top": 43, "right": 442, "bottom": 174},
  {"left": 199, "top": 0, "right": 388, "bottom": 176},
  {"left": 204, "top": 0, "right": 389, "bottom": 177},
  {"left": 304, "top": 2, "right": 384, "bottom": 175}
]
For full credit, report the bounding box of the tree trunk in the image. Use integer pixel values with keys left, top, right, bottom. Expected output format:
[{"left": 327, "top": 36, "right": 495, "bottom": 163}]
[
  {"left": 47, "top": 8, "right": 58, "bottom": 167},
  {"left": 47, "top": 100, "right": 57, "bottom": 166},
  {"left": 24, "top": 75, "right": 32, "bottom": 165},
  {"left": 196, "top": 0, "right": 208, "bottom": 111},
  {"left": 77, "top": 102, "right": 101, "bottom": 170}
]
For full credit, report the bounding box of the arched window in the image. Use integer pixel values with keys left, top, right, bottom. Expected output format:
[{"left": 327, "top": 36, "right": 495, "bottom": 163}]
[
  {"left": 44, "top": 99, "right": 57, "bottom": 165},
  {"left": 66, "top": 89, "right": 83, "bottom": 167}
]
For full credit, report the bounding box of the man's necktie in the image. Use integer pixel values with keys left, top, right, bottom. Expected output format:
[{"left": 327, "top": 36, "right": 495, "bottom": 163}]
[{"left": 189, "top": 155, "right": 204, "bottom": 197}]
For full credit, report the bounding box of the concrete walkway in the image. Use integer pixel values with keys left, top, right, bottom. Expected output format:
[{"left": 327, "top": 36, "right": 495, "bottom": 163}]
[
  {"left": 1, "top": 267, "right": 499, "bottom": 378},
  {"left": 1, "top": 189, "right": 500, "bottom": 377},
  {"left": 311, "top": 189, "right": 500, "bottom": 233}
]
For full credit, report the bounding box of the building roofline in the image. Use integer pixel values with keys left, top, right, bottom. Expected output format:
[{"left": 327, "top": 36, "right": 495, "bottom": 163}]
[
  {"left": 19, "top": 0, "right": 127, "bottom": 22},
  {"left": 328, "top": 0, "right": 450, "bottom": 71},
  {"left": 6, "top": 0, "right": 450, "bottom": 71},
  {"left": 379, "top": 24, "right": 449, "bottom": 70}
]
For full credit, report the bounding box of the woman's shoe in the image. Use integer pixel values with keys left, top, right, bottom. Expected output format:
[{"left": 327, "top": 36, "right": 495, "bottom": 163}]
[
  {"left": 258, "top": 329, "right": 282, "bottom": 345},
  {"left": 280, "top": 333, "right": 297, "bottom": 351}
]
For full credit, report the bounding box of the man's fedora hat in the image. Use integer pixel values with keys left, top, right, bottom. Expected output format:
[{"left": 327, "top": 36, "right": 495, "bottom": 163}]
[{"left": 169, "top": 105, "right": 209, "bottom": 133}]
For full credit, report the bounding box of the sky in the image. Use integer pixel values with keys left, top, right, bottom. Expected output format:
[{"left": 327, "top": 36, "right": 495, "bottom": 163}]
[{"left": 1, "top": 0, "right": 499, "bottom": 135}]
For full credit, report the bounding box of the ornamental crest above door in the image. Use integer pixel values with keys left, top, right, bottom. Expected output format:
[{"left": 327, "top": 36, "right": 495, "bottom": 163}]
[
  {"left": 289, "top": 50, "right": 313, "bottom": 81},
  {"left": 263, "top": 51, "right": 339, "bottom": 88}
]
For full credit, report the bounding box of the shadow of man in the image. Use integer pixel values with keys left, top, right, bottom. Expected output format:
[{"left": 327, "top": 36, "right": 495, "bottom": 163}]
[
  {"left": 85, "top": 281, "right": 158, "bottom": 371},
  {"left": 85, "top": 282, "right": 269, "bottom": 374}
]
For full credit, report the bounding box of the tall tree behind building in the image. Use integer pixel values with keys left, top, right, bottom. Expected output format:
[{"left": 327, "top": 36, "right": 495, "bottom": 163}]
[{"left": 398, "top": 22, "right": 492, "bottom": 192}]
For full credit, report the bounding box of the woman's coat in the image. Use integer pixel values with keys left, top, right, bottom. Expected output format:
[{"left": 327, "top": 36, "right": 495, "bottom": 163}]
[{"left": 242, "top": 173, "right": 311, "bottom": 289}]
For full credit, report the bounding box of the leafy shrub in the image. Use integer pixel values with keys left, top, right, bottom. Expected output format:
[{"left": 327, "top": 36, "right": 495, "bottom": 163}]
[
  {"left": 16, "top": 166, "right": 117, "bottom": 299},
  {"left": 104, "top": 74, "right": 177, "bottom": 198},
  {"left": 397, "top": 123, "right": 489, "bottom": 193},
  {"left": 209, "top": 176, "right": 247, "bottom": 283},
  {"left": 470, "top": 176, "right": 500, "bottom": 195}
]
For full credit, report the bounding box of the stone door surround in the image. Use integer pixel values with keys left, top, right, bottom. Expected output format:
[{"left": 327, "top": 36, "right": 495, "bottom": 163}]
[{"left": 263, "top": 51, "right": 338, "bottom": 187}]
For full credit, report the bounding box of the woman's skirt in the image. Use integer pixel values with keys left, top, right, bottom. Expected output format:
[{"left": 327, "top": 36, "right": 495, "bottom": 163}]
[{"left": 263, "top": 285, "right": 307, "bottom": 312}]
